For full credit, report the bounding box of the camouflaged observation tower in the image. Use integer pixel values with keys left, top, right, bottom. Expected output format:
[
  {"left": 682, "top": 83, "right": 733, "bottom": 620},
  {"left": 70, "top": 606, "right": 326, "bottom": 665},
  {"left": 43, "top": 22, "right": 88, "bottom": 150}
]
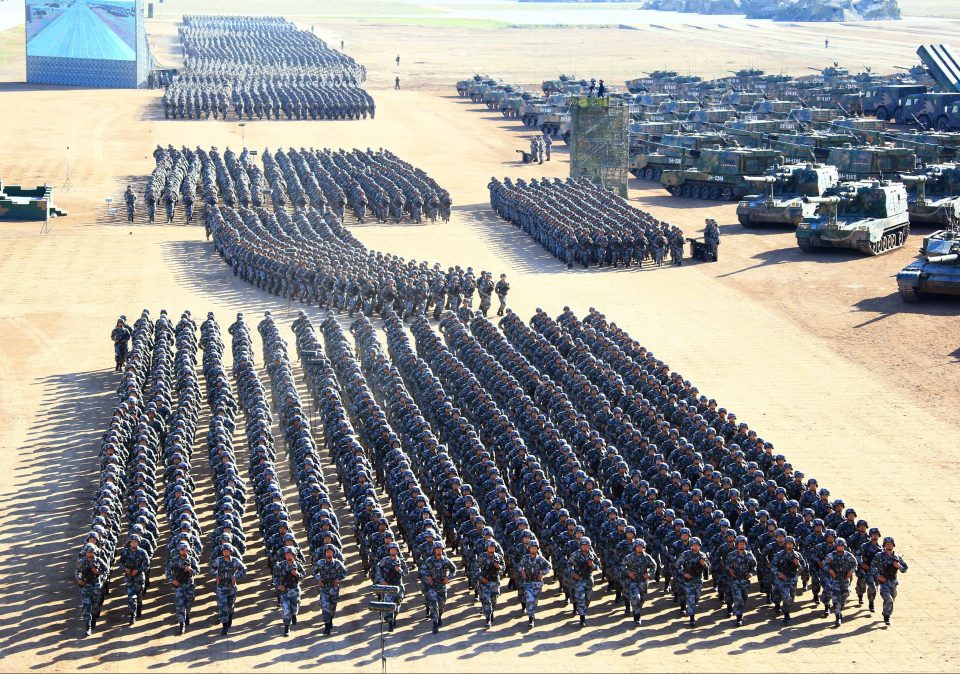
[{"left": 569, "top": 96, "right": 630, "bottom": 197}]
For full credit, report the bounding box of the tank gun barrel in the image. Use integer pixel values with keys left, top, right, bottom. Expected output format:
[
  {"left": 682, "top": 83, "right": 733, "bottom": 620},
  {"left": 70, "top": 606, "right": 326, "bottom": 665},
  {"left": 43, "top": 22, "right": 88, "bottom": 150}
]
[
  {"left": 804, "top": 195, "right": 842, "bottom": 205},
  {"left": 926, "top": 253, "right": 959, "bottom": 263},
  {"left": 742, "top": 175, "right": 778, "bottom": 184},
  {"left": 899, "top": 174, "right": 928, "bottom": 184}
]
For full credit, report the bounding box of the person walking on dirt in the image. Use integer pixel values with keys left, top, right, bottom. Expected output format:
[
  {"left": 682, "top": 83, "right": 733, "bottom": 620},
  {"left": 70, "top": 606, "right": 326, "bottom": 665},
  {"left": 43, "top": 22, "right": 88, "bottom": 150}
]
[
  {"left": 395, "top": 76, "right": 401, "bottom": 90},
  {"left": 396, "top": 54, "right": 401, "bottom": 67}
]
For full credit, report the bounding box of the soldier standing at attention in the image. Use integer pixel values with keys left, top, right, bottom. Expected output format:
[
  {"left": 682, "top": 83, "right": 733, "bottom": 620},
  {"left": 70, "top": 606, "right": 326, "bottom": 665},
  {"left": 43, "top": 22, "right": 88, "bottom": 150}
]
[
  {"left": 124, "top": 185, "right": 137, "bottom": 223},
  {"left": 543, "top": 133, "right": 553, "bottom": 161},
  {"left": 395, "top": 76, "right": 401, "bottom": 91},
  {"left": 704, "top": 218, "right": 720, "bottom": 261},
  {"left": 111, "top": 317, "right": 132, "bottom": 371},
  {"left": 495, "top": 274, "right": 510, "bottom": 317},
  {"left": 396, "top": 54, "right": 401, "bottom": 66}
]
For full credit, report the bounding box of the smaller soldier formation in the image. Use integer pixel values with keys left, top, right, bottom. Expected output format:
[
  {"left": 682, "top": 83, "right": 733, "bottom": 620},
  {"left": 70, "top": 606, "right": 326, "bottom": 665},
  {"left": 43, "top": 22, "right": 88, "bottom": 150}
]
[
  {"left": 489, "top": 176, "right": 688, "bottom": 269},
  {"left": 161, "top": 16, "right": 373, "bottom": 122},
  {"left": 141, "top": 145, "right": 451, "bottom": 226}
]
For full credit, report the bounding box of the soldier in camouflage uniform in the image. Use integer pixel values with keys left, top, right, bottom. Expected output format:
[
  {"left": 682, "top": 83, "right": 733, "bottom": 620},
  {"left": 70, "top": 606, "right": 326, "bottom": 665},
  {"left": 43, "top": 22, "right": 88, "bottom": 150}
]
[
  {"left": 622, "top": 539, "right": 658, "bottom": 624},
  {"left": 273, "top": 546, "right": 305, "bottom": 636},
  {"left": 871, "top": 536, "right": 907, "bottom": 625},
  {"left": 375, "top": 542, "right": 409, "bottom": 631},
  {"left": 75, "top": 544, "right": 106, "bottom": 636},
  {"left": 676, "top": 537, "right": 710, "bottom": 627},
  {"left": 568, "top": 537, "right": 601, "bottom": 626},
  {"left": 111, "top": 318, "right": 132, "bottom": 371},
  {"left": 726, "top": 535, "right": 757, "bottom": 626},
  {"left": 211, "top": 544, "right": 246, "bottom": 635},
  {"left": 823, "top": 537, "right": 858, "bottom": 626},
  {"left": 419, "top": 542, "right": 457, "bottom": 633},
  {"left": 771, "top": 535, "right": 806, "bottom": 625},
  {"left": 476, "top": 539, "right": 505, "bottom": 628},
  {"left": 165, "top": 542, "right": 200, "bottom": 634},
  {"left": 517, "top": 540, "right": 552, "bottom": 627},
  {"left": 314, "top": 543, "right": 348, "bottom": 634},
  {"left": 119, "top": 534, "right": 150, "bottom": 625}
]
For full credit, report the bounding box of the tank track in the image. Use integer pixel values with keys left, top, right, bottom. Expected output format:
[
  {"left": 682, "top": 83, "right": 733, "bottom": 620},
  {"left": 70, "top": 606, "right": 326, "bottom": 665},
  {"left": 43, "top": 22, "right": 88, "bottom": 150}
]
[{"left": 858, "top": 224, "right": 910, "bottom": 256}]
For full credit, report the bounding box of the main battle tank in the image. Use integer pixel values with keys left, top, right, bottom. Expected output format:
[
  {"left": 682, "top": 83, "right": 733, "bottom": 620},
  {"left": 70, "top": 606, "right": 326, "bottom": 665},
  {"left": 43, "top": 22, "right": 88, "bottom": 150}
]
[
  {"left": 899, "top": 164, "right": 960, "bottom": 228},
  {"left": 661, "top": 147, "right": 784, "bottom": 200},
  {"left": 896, "top": 228, "right": 960, "bottom": 301},
  {"left": 795, "top": 180, "right": 910, "bottom": 255},
  {"left": 736, "top": 163, "right": 840, "bottom": 227}
]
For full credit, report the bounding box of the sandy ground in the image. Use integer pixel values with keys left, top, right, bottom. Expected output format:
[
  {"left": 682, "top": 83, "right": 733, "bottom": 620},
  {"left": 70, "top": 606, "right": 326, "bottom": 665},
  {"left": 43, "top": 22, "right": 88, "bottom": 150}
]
[{"left": 0, "top": 4, "right": 959, "bottom": 672}]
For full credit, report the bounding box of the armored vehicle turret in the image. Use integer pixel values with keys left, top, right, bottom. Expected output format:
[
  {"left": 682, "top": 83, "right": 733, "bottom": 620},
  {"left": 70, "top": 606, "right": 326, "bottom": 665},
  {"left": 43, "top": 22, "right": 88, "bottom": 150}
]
[
  {"left": 661, "top": 146, "right": 783, "bottom": 200},
  {"left": 826, "top": 145, "right": 917, "bottom": 182},
  {"left": 736, "top": 163, "right": 840, "bottom": 227},
  {"left": 899, "top": 164, "right": 960, "bottom": 228},
  {"left": 795, "top": 180, "right": 910, "bottom": 255},
  {"left": 630, "top": 132, "right": 726, "bottom": 181},
  {"left": 896, "top": 228, "right": 960, "bottom": 301}
]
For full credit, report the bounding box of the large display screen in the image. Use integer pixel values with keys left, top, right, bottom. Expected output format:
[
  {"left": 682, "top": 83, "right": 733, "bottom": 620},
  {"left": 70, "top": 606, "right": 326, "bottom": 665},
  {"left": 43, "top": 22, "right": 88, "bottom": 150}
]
[{"left": 26, "top": 1, "right": 136, "bottom": 61}]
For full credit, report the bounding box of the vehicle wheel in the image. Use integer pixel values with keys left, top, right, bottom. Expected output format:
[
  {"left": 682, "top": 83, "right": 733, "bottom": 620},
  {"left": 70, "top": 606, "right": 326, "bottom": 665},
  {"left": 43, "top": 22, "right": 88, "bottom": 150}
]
[
  {"left": 918, "top": 114, "right": 931, "bottom": 129},
  {"left": 643, "top": 168, "right": 654, "bottom": 180},
  {"left": 653, "top": 169, "right": 662, "bottom": 181},
  {"left": 721, "top": 187, "right": 734, "bottom": 201},
  {"left": 563, "top": 132, "right": 571, "bottom": 144},
  {"left": 690, "top": 186, "right": 702, "bottom": 199},
  {"left": 936, "top": 116, "right": 950, "bottom": 132},
  {"left": 875, "top": 106, "right": 889, "bottom": 122},
  {"left": 709, "top": 187, "right": 722, "bottom": 200},
  {"left": 666, "top": 186, "right": 679, "bottom": 196},
  {"left": 797, "top": 238, "right": 817, "bottom": 253},
  {"left": 680, "top": 185, "right": 693, "bottom": 198},
  {"left": 899, "top": 285, "right": 922, "bottom": 303},
  {"left": 739, "top": 215, "right": 758, "bottom": 228}
]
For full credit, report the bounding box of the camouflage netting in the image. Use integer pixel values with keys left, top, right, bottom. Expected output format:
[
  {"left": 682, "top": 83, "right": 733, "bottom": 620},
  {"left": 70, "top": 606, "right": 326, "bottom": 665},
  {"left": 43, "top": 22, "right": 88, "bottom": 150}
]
[
  {"left": 569, "top": 97, "right": 630, "bottom": 198},
  {"left": 642, "top": 0, "right": 901, "bottom": 21}
]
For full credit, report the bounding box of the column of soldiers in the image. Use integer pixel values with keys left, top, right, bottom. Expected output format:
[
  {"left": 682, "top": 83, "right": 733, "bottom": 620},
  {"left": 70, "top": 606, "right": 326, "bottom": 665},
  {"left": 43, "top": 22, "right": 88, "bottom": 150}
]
[
  {"left": 292, "top": 313, "right": 410, "bottom": 630},
  {"left": 489, "top": 176, "right": 687, "bottom": 268},
  {"left": 198, "top": 314, "right": 249, "bottom": 635},
  {"left": 254, "top": 312, "right": 349, "bottom": 635},
  {"left": 77, "top": 311, "right": 155, "bottom": 636},
  {"left": 162, "top": 16, "right": 373, "bottom": 121},
  {"left": 162, "top": 312, "right": 205, "bottom": 635}
]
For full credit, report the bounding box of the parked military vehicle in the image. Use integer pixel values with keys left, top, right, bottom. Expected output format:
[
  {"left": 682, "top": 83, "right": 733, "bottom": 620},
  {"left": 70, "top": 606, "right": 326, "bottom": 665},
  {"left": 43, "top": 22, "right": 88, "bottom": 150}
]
[
  {"left": 722, "top": 90, "right": 765, "bottom": 110},
  {"left": 661, "top": 147, "right": 784, "bottom": 200},
  {"left": 658, "top": 99, "right": 701, "bottom": 117},
  {"left": 826, "top": 145, "right": 917, "bottom": 181},
  {"left": 630, "top": 132, "right": 726, "bottom": 180},
  {"left": 896, "top": 227, "right": 960, "bottom": 301},
  {"left": 899, "top": 164, "right": 960, "bottom": 228},
  {"left": 900, "top": 92, "right": 960, "bottom": 130},
  {"left": 749, "top": 99, "right": 796, "bottom": 118},
  {"left": 863, "top": 84, "right": 928, "bottom": 122},
  {"left": 736, "top": 163, "right": 840, "bottom": 227},
  {"left": 687, "top": 107, "right": 738, "bottom": 126},
  {"left": 795, "top": 180, "right": 911, "bottom": 255},
  {"left": 771, "top": 131, "right": 859, "bottom": 161}
]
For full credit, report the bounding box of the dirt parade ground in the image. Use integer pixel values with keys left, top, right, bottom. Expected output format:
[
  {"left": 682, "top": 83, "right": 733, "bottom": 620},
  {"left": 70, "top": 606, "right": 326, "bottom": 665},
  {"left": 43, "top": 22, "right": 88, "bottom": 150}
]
[{"left": 0, "top": 1, "right": 959, "bottom": 672}]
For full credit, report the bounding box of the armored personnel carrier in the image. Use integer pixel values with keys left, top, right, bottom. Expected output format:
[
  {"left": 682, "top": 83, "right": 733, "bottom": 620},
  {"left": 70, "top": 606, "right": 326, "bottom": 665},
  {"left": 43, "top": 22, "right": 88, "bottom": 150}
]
[
  {"left": 661, "top": 147, "right": 783, "bottom": 200},
  {"left": 795, "top": 180, "right": 910, "bottom": 255},
  {"left": 737, "top": 163, "right": 840, "bottom": 227},
  {"left": 826, "top": 145, "right": 917, "bottom": 182},
  {"left": 896, "top": 228, "right": 960, "bottom": 301},
  {"left": 630, "top": 132, "right": 726, "bottom": 181},
  {"left": 899, "top": 164, "right": 960, "bottom": 228}
]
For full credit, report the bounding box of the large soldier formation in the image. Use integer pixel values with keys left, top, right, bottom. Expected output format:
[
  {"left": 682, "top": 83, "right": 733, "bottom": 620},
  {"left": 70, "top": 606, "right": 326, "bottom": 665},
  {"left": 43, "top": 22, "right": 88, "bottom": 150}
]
[
  {"left": 161, "top": 16, "right": 374, "bottom": 121},
  {"left": 89, "top": 300, "right": 907, "bottom": 638},
  {"left": 79, "top": 11, "right": 910, "bottom": 654}
]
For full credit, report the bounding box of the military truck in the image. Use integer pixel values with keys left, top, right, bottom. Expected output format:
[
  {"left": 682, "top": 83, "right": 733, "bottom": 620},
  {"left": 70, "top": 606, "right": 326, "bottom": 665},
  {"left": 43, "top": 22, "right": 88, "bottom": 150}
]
[
  {"left": 736, "top": 163, "right": 840, "bottom": 227},
  {"left": 826, "top": 145, "right": 917, "bottom": 182},
  {"left": 896, "top": 227, "right": 960, "bottom": 301},
  {"left": 901, "top": 92, "right": 960, "bottom": 130},
  {"left": 661, "top": 147, "right": 784, "bottom": 200},
  {"left": 629, "top": 132, "right": 726, "bottom": 181},
  {"left": 863, "top": 84, "right": 928, "bottom": 123},
  {"left": 795, "top": 180, "right": 910, "bottom": 255},
  {"left": 899, "top": 164, "right": 960, "bottom": 228}
]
